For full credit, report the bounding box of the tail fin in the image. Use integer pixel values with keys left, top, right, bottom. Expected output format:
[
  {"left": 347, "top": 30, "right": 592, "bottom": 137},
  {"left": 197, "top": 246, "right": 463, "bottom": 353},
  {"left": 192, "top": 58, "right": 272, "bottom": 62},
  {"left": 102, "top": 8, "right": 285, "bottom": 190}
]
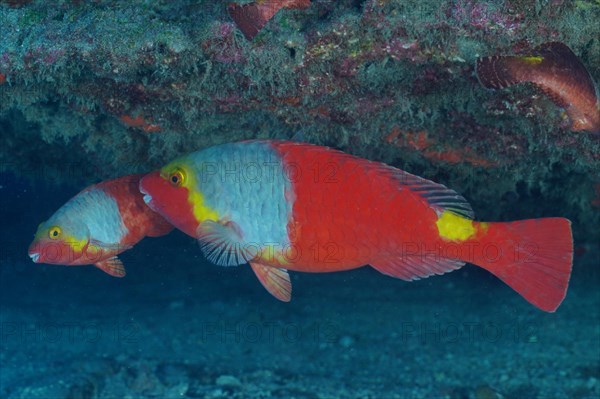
[
  {"left": 228, "top": 2, "right": 282, "bottom": 40},
  {"left": 472, "top": 218, "right": 573, "bottom": 312}
]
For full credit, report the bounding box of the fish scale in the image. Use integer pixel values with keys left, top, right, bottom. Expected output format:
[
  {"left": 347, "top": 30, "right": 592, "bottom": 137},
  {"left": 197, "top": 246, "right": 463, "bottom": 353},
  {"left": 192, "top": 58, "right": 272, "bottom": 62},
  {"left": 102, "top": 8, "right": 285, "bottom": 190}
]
[
  {"left": 186, "top": 141, "right": 293, "bottom": 250},
  {"left": 270, "top": 141, "right": 436, "bottom": 272}
]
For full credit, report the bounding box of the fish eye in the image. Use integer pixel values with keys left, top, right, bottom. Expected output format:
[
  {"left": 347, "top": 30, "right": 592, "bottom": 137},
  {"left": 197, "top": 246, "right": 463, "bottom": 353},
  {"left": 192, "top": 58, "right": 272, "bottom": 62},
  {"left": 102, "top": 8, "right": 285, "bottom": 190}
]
[
  {"left": 169, "top": 168, "right": 186, "bottom": 187},
  {"left": 48, "top": 226, "right": 62, "bottom": 239}
]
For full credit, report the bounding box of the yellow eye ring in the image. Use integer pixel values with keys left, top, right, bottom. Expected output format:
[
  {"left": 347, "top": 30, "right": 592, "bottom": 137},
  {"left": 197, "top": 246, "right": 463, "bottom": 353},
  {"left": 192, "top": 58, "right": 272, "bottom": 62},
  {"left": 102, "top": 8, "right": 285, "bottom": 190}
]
[
  {"left": 48, "top": 226, "right": 62, "bottom": 240},
  {"left": 168, "top": 167, "right": 186, "bottom": 187}
]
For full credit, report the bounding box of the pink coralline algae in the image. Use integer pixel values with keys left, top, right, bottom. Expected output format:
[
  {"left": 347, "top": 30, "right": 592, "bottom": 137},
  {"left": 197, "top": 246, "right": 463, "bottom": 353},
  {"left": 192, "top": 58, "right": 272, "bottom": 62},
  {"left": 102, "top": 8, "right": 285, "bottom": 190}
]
[
  {"left": 214, "top": 22, "right": 236, "bottom": 38},
  {"left": 22, "top": 46, "right": 67, "bottom": 69},
  {"left": 0, "top": 52, "right": 11, "bottom": 67},
  {"left": 42, "top": 48, "right": 66, "bottom": 66},
  {"left": 448, "top": 0, "right": 523, "bottom": 35},
  {"left": 214, "top": 94, "right": 246, "bottom": 112},
  {"left": 354, "top": 96, "right": 395, "bottom": 117}
]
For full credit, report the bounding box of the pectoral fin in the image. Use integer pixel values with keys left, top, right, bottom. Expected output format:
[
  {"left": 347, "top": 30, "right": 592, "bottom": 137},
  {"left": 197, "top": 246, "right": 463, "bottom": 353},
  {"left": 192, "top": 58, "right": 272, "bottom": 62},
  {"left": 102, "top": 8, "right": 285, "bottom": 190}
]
[
  {"left": 95, "top": 257, "right": 126, "bottom": 277},
  {"left": 197, "top": 220, "right": 259, "bottom": 266},
  {"left": 250, "top": 262, "right": 292, "bottom": 302}
]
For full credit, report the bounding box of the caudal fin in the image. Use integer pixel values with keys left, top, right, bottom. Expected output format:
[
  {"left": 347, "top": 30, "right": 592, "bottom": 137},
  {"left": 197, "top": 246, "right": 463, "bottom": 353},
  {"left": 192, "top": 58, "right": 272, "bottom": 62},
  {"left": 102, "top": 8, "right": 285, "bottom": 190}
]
[
  {"left": 473, "top": 218, "right": 573, "bottom": 312},
  {"left": 228, "top": 2, "right": 282, "bottom": 40}
]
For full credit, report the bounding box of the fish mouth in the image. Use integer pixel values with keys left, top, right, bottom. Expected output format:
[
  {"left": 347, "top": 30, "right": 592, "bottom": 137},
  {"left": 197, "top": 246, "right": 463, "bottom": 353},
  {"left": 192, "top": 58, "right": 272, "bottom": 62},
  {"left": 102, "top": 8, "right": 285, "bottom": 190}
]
[
  {"left": 139, "top": 176, "right": 152, "bottom": 205},
  {"left": 29, "top": 252, "right": 40, "bottom": 263}
]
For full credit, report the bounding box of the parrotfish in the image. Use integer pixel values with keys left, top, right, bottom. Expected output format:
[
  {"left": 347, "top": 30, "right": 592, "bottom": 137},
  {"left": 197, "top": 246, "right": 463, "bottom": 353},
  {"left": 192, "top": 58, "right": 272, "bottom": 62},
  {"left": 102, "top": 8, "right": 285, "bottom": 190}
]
[
  {"left": 476, "top": 41, "right": 600, "bottom": 134},
  {"left": 28, "top": 174, "right": 173, "bottom": 277},
  {"left": 228, "top": 0, "right": 311, "bottom": 40},
  {"left": 140, "top": 141, "right": 573, "bottom": 312}
]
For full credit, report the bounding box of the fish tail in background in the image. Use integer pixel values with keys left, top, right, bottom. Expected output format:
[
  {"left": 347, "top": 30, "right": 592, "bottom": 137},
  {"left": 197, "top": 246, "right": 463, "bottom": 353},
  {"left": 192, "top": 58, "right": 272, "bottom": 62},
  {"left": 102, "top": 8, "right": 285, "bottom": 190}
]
[
  {"left": 469, "top": 218, "right": 573, "bottom": 312},
  {"left": 228, "top": 2, "right": 282, "bottom": 40}
]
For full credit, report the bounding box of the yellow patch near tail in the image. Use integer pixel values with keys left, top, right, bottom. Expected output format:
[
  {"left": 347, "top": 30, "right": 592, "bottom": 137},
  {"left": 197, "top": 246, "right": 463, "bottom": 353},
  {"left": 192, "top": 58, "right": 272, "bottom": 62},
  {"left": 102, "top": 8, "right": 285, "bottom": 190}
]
[
  {"left": 436, "top": 211, "right": 481, "bottom": 242},
  {"left": 520, "top": 56, "right": 544, "bottom": 65}
]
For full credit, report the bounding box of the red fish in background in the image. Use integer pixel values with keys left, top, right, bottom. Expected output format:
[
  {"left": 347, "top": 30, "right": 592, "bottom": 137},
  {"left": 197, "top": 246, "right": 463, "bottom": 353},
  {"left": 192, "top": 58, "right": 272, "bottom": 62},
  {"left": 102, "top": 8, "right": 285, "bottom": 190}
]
[
  {"left": 28, "top": 174, "right": 173, "bottom": 277},
  {"left": 476, "top": 42, "right": 600, "bottom": 134},
  {"left": 228, "top": 0, "right": 311, "bottom": 40}
]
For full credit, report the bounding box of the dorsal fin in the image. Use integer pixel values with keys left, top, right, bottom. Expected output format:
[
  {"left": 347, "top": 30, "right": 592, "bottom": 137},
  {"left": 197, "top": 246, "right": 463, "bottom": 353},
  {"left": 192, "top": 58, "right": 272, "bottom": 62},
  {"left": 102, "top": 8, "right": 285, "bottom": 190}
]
[
  {"left": 351, "top": 162, "right": 474, "bottom": 218},
  {"left": 392, "top": 168, "right": 474, "bottom": 219},
  {"left": 476, "top": 55, "right": 527, "bottom": 89},
  {"left": 269, "top": 140, "right": 474, "bottom": 219},
  {"left": 533, "top": 41, "right": 582, "bottom": 70}
]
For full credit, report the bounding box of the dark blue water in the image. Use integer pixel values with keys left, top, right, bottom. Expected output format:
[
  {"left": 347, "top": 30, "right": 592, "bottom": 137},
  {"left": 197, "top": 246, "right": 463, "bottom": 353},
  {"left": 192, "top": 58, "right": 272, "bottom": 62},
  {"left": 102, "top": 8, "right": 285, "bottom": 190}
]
[{"left": 1, "top": 172, "right": 599, "bottom": 398}]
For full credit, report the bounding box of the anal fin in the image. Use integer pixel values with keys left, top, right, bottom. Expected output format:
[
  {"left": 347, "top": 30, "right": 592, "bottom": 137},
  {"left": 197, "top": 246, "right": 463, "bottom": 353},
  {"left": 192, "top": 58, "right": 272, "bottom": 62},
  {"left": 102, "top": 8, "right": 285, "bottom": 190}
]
[
  {"left": 371, "top": 254, "right": 464, "bottom": 281},
  {"left": 95, "top": 256, "right": 126, "bottom": 277},
  {"left": 250, "top": 262, "right": 292, "bottom": 302}
]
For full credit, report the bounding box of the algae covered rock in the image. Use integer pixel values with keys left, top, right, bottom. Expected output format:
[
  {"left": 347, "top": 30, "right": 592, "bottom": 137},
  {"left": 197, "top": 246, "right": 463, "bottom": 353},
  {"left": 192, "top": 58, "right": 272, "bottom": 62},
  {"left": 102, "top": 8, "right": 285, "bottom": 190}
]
[{"left": 0, "top": 0, "right": 598, "bottom": 242}]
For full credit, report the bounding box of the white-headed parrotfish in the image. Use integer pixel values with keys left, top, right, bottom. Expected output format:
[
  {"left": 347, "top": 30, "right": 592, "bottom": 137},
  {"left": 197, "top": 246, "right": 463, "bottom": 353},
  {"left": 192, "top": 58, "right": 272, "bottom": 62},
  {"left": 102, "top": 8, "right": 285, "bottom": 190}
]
[
  {"left": 28, "top": 174, "right": 173, "bottom": 277},
  {"left": 139, "top": 140, "right": 573, "bottom": 312},
  {"left": 477, "top": 41, "right": 600, "bottom": 134}
]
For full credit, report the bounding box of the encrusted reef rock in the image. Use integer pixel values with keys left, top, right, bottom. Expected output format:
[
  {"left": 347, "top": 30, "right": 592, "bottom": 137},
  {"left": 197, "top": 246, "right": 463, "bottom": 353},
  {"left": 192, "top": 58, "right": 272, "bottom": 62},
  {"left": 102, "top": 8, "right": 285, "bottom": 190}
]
[{"left": 0, "top": 0, "right": 599, "bottom": 242}]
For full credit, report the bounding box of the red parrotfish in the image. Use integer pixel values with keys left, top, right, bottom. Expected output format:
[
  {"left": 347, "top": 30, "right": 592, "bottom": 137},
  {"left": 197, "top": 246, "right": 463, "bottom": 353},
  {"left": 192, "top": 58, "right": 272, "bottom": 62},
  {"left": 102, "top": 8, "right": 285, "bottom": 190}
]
[
  {"left": 140, "top": 141, "right": 573, "bottom": 312},
  {"left": 228, "top": 0, "right": 311, "bottom": 40},
  {"left": 476, "top": 41, "right": 600, "bottom": 134},
  {"left": 28, "top": 174, "right": 173, "bottom": 277}
]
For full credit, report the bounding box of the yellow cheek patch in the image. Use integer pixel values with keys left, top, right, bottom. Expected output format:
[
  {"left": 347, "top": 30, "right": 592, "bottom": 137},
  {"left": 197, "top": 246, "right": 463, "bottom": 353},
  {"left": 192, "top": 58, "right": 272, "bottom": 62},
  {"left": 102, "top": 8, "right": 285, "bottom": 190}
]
[
  {"left": 64, "top": 235, "right": 87, "bottom": 252},
  {"left": 436, "top": 211, "right": 485, "bottom": 242},
  {"left": 520, "top": 56, "right": 544, "bottom": 65},
  {"left": 162, "top": 162, "right": 220, "bottom": 224},
  {"left": 189, "top": 190, "right": 219, "bottom": 223}
]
